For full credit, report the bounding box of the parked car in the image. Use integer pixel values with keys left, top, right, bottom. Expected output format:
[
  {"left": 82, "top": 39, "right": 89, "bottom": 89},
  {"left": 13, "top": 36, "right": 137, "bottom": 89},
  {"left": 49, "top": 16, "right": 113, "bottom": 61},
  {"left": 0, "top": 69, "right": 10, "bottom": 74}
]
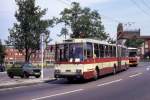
[
  {"left": 7, "top": 62, "right": 41, "bottom": 78},
  {"left": 0, "top": 65, "right": 5, "bottom": 72}
]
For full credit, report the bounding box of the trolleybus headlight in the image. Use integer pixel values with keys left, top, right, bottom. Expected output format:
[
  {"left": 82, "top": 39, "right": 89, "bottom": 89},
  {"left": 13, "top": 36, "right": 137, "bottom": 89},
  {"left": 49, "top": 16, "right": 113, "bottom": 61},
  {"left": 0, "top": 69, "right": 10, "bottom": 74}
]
[{"left": 76, "top": 69, "right": 82, "bottom": 74}]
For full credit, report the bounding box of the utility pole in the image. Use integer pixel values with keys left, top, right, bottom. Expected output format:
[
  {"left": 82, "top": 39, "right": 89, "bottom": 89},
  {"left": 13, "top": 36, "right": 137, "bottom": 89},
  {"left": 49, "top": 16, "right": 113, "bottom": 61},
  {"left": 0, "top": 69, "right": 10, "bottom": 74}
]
[{"left": 41, "top": 33, "right": 45, "bottom": 80}]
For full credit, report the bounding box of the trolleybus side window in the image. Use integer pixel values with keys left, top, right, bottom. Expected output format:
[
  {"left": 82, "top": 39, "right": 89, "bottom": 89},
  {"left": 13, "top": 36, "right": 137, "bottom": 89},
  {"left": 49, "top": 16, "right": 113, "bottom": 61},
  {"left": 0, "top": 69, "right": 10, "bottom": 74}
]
[
  {"left": 105, "top": 45, "right": 109, "bottom": 57},
  {"left": 112, "top": 46, "right": 116, "bottom": 57},
  {"left": 99, "top": 44, "right": 104, "bottom": 58},
  {"left": 86, "top": 43, "right": 93, "bottom": 58},
  {"left": 94, "top": 43, "right": 99, "bottom": 58},
  {"left": 110, "top": 46, "right": 113, "bottom": 57},
  {"left": 55, "top": 44, "right": 69, "bottom": 62},
  {"left": 69, "top": 43, "right": 83, "bottom": 61},
  {"left": 59, "top": 44, "right": 69, "bottom": 61},
  {"left": 122, "top": 47, "right": 124, "bottom": 57},
  {"left": 64, "top": 44, "right": 69, "bottom": 61}
]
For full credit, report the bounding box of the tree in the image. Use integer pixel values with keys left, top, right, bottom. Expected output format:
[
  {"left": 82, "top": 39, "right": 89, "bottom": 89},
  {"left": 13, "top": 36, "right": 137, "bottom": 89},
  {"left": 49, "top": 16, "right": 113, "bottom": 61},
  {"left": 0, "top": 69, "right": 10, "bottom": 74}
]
[
  {"left": 0, "top": 40, "right": 5, "bottom": 65},
  {"left": 58, "top": 27, "right": 69, "bottom": 39},
  {"left": 57, "top": 2, "right": 109, "bottom": 40},
  {"left": 7, "top": 0, "right": 54, "bottom": 62},
  {"left": 125, "top": 39, "right": 144, "bottom": 48},
  {"left": 107, "top": 37, "right": 116, "bottom": 44}
]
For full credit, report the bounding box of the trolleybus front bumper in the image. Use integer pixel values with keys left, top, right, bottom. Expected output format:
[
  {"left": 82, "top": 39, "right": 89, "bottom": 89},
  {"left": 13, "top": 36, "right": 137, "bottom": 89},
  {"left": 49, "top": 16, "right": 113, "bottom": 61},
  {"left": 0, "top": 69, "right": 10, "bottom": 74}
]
[{"left": 54, "top": 72, "right": 83, "bottom": 79}]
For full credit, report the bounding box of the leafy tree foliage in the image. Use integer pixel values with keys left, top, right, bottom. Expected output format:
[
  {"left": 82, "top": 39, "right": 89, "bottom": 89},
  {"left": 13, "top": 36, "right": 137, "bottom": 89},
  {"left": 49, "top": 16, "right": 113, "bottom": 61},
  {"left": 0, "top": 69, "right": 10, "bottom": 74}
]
[
  {"left": 107, "top": 37, "right": 116, "bottom": 44},
  {"left": 0, "top": 40, "right": 5, "bottom": 65},
  {"left": 57, "top": 27, "right": 69, "bottom": 39},
  {"left": 125, "top": 39, "right": 144, "bottom": 48},
  {"left": 7, "top": 0, "right": 54, "bottom": 62},
  {"left": 57, "top": 2, "right": 109, "bottom": 40}
]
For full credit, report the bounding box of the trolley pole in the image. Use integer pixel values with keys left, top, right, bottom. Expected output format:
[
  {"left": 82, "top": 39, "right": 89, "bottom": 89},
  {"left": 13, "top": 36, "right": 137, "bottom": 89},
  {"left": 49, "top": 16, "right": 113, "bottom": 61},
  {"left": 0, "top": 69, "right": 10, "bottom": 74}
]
[{"left": 41, "top": 34, "right": 44, "bottom": 80}]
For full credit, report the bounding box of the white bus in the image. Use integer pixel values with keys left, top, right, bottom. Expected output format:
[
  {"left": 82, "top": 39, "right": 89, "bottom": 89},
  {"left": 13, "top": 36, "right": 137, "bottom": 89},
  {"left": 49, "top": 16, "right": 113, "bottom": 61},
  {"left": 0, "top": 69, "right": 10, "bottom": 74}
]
[{"left": 54, "top": 38, "right": 129, "bottom": 81}]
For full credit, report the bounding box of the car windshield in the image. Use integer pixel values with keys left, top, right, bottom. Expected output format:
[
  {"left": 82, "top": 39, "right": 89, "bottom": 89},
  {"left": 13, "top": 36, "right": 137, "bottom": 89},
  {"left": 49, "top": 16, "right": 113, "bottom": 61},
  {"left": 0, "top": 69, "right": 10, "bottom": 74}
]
[{"left": 24, "top": 64, "right": 33, "bottom": 67}]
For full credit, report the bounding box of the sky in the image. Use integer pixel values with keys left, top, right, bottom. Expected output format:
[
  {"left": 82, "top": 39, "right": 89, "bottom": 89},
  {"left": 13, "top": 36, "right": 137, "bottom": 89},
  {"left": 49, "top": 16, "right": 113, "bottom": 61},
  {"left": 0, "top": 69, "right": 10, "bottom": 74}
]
[{"left": 0, "top": 0, "right": 150, "bottom": 44}]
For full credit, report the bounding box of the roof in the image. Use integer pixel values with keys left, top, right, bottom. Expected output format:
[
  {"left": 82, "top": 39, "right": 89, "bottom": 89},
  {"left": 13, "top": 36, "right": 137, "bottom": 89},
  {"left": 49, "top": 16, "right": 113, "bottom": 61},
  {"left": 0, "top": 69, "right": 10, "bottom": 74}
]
[
  {"left": 128, "top": 47, "right": 138, "bottom": 50},
  {"left": 56, "top": 38, "right": 111, "bottom": 45},
  {"left": 138, "top": 36, "right": 150, "bottom": 39},
  {"left": 56, "top": 38, "right": 127, "bottom": 48}
]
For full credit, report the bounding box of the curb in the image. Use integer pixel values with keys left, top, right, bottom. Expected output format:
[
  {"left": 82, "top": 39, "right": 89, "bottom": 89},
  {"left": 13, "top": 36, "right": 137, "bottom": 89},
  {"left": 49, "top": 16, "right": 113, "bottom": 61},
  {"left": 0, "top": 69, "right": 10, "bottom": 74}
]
[{"left": 0, "top": 78, "right": 56, "bottom": 89}]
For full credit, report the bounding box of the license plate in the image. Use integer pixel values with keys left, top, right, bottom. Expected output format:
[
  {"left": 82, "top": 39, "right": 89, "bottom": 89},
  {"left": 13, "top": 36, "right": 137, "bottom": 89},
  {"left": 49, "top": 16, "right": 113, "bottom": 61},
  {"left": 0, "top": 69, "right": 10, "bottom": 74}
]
[
  {"left": 35, "top": 73, "right": 40, "bottom": 75},
  {"left": 66, "top": 70, "right": 71, "bottom": 72}
]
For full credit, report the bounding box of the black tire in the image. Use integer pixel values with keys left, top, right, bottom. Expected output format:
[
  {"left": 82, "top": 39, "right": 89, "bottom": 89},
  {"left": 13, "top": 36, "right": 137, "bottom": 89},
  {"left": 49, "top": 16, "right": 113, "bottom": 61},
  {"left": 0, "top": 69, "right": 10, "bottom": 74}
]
[
  {"left": 94, "top": 67, "right": 99, "bottom": 80},
  {"left": 134, "top": 64, "right": 138, "bottom": 67},
  {"left": 67, "top": 78, "right": 74, "bottom": 82},
  {"left": 20, "top": 75, "right": 24, "bottom": 78},
  {"left": 8, "top": 73, "right": 14, "bottom": 78},
  {"left": 35, "top": 75, "right": 40, "bottom": 78},
  {"left": 24, "top": 72, "right": 29, "bottom": 78},
  {"left": 124, "top": 63, "right": 127, "bottom": 71},
  {"left": 113, "top": 67, "right": 116, "bottom": 75}
]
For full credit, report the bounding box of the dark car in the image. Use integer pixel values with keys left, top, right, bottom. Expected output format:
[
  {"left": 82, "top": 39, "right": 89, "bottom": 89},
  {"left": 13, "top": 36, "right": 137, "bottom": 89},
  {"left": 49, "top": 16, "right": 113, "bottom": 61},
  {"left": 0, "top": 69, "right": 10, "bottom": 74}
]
[
  {"left": 0, "top": 65, "right": 5, "bottom": 72},
  {"left": 7, "top": 62, "right": 41, "bottom": 78}
]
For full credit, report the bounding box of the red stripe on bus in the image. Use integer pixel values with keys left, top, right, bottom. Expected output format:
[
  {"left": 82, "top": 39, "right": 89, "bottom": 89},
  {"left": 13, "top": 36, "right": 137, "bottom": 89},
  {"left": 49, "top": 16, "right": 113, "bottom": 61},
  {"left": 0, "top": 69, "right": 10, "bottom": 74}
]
[
  {"left": 83, "top": 67, "right": 113, "bottom": 79},
  {"left": 56, "top": 57, "right": 129, "bottom": 64},
  {"left": 83, "top": 71, "right": 95, "bottom": 79}
]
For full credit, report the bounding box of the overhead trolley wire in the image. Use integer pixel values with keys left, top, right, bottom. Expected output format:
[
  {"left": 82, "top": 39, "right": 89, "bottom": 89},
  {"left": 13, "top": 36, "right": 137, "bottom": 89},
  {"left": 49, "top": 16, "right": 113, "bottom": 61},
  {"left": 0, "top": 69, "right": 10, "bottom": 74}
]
[
  {"left": 130, "top": 0, "right": 150, "bottom": 16},
  {"left": 57, "top": 0, "right": 124, "bottom": 23},
  {"left": 141, "top": 0, "right": 150, "bottom": 10}
]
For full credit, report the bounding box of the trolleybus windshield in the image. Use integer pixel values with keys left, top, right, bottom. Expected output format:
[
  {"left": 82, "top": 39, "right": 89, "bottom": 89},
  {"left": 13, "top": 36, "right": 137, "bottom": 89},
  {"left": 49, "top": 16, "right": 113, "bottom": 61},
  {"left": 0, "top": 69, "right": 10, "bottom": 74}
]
[{"left": 56, "top": 43, "right": 83, "bottom": 62}]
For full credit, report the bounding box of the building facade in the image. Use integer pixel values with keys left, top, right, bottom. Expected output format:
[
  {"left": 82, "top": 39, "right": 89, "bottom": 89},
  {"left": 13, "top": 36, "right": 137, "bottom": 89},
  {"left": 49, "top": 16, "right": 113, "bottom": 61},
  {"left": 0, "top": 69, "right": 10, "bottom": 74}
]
[
  {"left": 138, "top": 36, "right": 150, "bottom": 58},
  {"left": 5, "top": 45, "right": 55, "bottom": 66}
]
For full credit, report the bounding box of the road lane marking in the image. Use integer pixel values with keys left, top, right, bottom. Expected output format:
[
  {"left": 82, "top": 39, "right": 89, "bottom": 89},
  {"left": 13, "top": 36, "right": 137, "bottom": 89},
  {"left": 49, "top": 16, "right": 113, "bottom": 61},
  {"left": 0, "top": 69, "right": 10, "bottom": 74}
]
[
  {"left": 146, "top": 68, "right": 150, "bottom": 71},
  {"left": 0, "top": 86, "right": 28, "bottom": 92},
  {"left": 129, "top": 73, "right": 142, "bottom": 78},
  {"left": 31, "top": 89, "right": 84, "bottom": 100},
  {"left": 97, "top": 79, "right": 123, "bottom": 87}
]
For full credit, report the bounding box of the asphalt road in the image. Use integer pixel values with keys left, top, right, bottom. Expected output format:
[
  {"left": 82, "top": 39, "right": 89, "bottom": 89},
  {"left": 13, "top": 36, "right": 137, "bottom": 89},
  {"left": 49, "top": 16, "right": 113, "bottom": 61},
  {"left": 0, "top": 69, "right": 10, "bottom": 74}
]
[{"left": 0, "top": 62, "right": 150, "bottom": 100}]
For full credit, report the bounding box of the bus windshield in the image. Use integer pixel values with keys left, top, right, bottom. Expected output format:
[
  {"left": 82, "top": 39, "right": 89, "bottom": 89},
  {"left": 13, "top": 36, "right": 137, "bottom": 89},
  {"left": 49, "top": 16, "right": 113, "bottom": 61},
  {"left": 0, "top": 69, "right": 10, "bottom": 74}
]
[
  {"left": 128, "top": 48, "right": 138, "bottom": 57},
  {"left": 55, "top": 43, "right": 83, "bottom": 62},
  {"left": 129, "top": 52, "right": 137, "bottom": 57}
]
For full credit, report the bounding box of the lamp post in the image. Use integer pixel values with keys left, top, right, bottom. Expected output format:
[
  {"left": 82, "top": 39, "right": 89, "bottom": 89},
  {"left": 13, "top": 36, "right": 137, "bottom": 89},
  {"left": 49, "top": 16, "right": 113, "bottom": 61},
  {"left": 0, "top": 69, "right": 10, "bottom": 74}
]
[
  {"left": 41, "top": 33, "right": 46, "bottom": 80},
  {"left": 41, "top": 34, "right": 44, "bottom": 80},
  {"left": 13, "top": 52, "right": 17, "bottom": 64}
]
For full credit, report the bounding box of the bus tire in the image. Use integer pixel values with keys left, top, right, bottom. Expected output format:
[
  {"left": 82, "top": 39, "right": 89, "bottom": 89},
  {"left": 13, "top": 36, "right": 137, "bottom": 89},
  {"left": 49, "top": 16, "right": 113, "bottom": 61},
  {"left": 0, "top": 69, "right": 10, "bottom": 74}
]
[
  {"left": 94, "top": 67, "right": 99, "bottom": 80},
  {"left": 134, "top": 64, "right": 138, "bottom": 67},
  {"left": 113, "top": 65, "right": 116, "bottom": 75},
  {"left": 124, "top": 63, "right": 128, "bottom": 70}
]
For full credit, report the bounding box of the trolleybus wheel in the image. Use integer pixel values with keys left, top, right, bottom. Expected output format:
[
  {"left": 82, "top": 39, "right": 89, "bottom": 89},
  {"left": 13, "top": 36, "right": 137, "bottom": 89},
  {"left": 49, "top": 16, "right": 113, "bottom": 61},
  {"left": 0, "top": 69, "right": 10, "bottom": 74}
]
[
  {"left": 113, "top": 67, "right": 116, "bottom": 74},
  {"left": 94, "top": 67, "right": 99, "bottom": 80}
]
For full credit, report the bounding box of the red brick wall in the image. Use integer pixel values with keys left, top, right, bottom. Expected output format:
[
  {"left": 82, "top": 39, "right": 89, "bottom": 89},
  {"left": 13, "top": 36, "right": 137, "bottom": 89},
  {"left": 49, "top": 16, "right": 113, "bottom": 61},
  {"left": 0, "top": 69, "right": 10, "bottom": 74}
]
[{"left": 5, "top": 45, "right": 55, "bottom": 64}]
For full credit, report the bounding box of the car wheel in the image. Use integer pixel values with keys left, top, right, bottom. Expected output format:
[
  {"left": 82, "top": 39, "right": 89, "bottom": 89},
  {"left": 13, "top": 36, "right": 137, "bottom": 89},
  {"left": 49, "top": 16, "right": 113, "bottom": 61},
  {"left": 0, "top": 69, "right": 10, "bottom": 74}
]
[
  {"left": 67, "top": 78, "right": 74, "bottom": 82},
  {"left": 24, "top": 72, "right": 29, "bottom": 78},
  {"left": 20, "top": 75, "right": 24, "bottom": 78},
  {"left": 35, "top": 75, "right": 40, "bottom": 78},
  {"left": 8, "top": 73, "right": 14, "bottom": 78}
]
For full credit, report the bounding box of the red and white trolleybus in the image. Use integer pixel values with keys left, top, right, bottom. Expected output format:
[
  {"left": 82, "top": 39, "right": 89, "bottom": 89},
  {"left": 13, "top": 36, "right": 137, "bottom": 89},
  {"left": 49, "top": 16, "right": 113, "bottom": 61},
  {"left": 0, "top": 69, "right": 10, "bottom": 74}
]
[
  {"left": 54, "top": 38, "right": 129, "bottom": 81},
  {"left": 128, "top": 47, "right": 139, "bottom": 67}
]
